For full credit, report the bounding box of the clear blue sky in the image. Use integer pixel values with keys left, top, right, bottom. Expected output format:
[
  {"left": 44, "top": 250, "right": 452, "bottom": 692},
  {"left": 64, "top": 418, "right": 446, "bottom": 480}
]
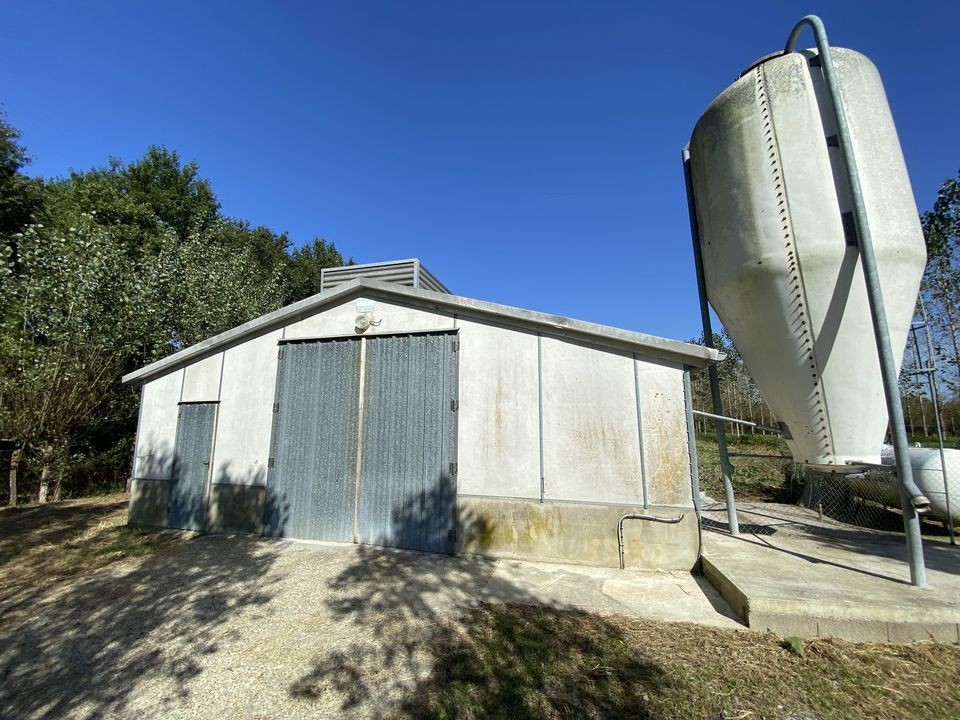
[{"left": 2, "top": 1, "right": 957, "bottom": 341}]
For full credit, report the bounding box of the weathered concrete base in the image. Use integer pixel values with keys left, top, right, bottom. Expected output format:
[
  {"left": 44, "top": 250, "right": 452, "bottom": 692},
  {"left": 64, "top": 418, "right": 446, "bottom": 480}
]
[
  {"left": 457, "top": 496, "right": 698, "bottom": 570},
  {"left": 128, "top": 478, "right": 170, "bottom": 528},
  {"left": 208, "top": 484, "right": 266, "bottom": 535},
  {"left": 702, "top": 503, "right": 960, "bottom": 643},
  {"left": 128, "top": 485, "right": 698, "bottom": 571}
]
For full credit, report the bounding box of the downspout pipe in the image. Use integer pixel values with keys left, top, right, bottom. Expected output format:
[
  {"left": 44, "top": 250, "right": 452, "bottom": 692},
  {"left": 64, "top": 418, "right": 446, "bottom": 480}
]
[{"left": 785, "top": 15, "right": 927, "bottom": 586}]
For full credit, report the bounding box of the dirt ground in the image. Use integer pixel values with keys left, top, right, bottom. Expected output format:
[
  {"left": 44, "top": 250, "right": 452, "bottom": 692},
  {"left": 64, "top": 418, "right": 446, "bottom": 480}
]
[{"left": 2, "top": 495, "right": 960, "bottom": 719}]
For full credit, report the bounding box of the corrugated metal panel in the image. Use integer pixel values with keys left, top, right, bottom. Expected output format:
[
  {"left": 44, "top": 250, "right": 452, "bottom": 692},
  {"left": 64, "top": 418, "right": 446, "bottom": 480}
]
[
  {"left": 320, "top": 259, "right": 451, "bottom": 294},
  {"left": 358, "top": 332, "right": 458, "bottom": 553},
  {"left": 419, "top": 266, "right": 451, "bottom": 294},
  {"left": 321, "top": 260, "right": 417, "bottom": 292},
  {"left": 168, "top": 403, "right": 216, "bottom": 531},
  {"left": 263, "top": 338, "right": 361, "bottom": 540}
]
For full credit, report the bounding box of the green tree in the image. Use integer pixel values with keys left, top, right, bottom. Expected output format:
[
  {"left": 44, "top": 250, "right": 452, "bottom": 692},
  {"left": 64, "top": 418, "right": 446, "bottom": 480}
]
[
  {"left": 44, "top": 146, "right": 220, "bottom": 257},
  {"left": 0, "top": 219, "right": 131, "bottom": 503},
  {"left": 0, "top": 117, "right": 352, "bottom": 503},
  {"left": 0, "top": 112, "right": 44, "bottom": 242},
  {"left": 287, "top": 237, "right": 351, "bottom": 303},
  {"left": 920, "top": 171, "right": 960, "bottom": 396}
]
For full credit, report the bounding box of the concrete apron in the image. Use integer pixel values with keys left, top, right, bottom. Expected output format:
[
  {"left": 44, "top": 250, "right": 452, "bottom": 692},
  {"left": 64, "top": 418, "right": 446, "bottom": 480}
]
[
  {"left": 478, "top": 557, "right": 743, "bottom": 628},
  {"left": 701, "top": 502, "right": 960, "bottom": 643},
  {"left": 275, "top": 538, "right": 744, "bottom": 629}
]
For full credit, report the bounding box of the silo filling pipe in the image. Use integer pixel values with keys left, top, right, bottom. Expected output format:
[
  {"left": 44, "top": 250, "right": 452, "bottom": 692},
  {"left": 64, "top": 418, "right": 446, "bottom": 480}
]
[{"left": 785, "top": 15, "right": 928, "bottom": 587}]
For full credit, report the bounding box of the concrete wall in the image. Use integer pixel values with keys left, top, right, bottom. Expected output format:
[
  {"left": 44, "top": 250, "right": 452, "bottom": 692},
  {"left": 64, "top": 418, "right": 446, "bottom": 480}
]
[
  {"left": 210, "top": 330, "right": 282, "bottom": 488},
  {"left": 180, "top": 352, "right": 222, "bottom": 402},
  {"left": 132, "top": 368, "right": 183, "bottom": 481},
  {"left": 541, "top": 338, "right": 643, "bottom": 504},
  {"left": 457, "top": 495, "right": 698, "bottom": 570},
  {"left": 129, "top": 368, "right": 183, "bottom": 526},
  {"left": 129, "top": 293, "right": 696, "bottom": 564},
  {"left": 284, "top": 296, "right": 454, "bottom": 339},
  {"left": 456, "top": 318, "right": 540, "bottom": 499},
  {"left": 636, "top": 358, "right": 691, "bottom": 506}
]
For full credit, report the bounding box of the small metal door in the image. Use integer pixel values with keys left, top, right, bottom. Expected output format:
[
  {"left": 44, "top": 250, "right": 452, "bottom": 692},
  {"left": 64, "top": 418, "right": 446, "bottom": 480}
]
[{"left": 168, "top": 402, "right": 217, "bottom": 531}]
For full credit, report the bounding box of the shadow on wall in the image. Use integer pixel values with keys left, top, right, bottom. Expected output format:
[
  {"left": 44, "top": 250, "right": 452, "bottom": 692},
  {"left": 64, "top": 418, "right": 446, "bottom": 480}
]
[
  {"left": 131, "top": 450, "right": 271, "bottom": 535},
  {"left": 287, "top": 480, "right": 673, "bottom": 718},
  {"left": 0, "top": 501, "right": 290, "bottom": 720},
  {"left": 360, "top": 472, "right": 459, "bottom": 554},
  {"left": 209, "top": 461, "right": 269, "bottom": 534},
  {"left": 133, "top": 434, "right": 174, "bottom": 481}
]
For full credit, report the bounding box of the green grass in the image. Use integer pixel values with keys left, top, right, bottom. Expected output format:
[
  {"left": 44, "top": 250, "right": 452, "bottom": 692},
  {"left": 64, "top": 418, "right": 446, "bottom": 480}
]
[
  {"left": 696, "top": 433, "right": 798, "bottom": 503},
  {"left": 908, "top": 433, "right": 960, "bottom": 450},
  {"left": 696, "top": 431, "right": 960, "bottom": 505},
  {"left": 404, "top": 604, "right": 960, "bottom": 720}
]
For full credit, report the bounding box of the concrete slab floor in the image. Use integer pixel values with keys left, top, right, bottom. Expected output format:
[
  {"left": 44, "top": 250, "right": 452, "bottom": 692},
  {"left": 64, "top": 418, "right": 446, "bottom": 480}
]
[
  {"left": 701, "top": 501, "right": 960, "bottom": 642},
  {"left": 479, "top": 558, "right": 743, "bottom": 628}
]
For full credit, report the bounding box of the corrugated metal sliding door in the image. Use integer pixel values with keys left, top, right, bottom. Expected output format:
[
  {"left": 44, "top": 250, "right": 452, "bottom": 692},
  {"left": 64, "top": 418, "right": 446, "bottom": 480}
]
[
  {"left": 168, "top": 402, "right": 217, "bottom": 531},
  {"left": 263, "top": 338, "right": 361, "bottom": 541},
  {"left": 358, "top": 333, "right": 458, "bottom": 553}
]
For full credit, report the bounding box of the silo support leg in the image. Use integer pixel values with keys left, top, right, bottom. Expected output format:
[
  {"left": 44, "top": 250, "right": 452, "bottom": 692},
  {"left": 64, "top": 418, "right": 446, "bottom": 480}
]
[{"left": 682, "top": 147, "right": 740, "bottom": 538}]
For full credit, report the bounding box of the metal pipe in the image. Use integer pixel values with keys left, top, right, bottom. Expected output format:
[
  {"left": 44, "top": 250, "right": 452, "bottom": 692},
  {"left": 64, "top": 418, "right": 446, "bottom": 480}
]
[
  {"left": 917, "top": 297, "right": 954, "bottom": 544},
  {"left": 692, "top": 409, "right": 782, "bottom": 434},
  {"left": 726, "top": 453, "right": 790, "bottom": 460},
  {"left": 617, "top": 512, "right": 684, "bottom": 570},
  {"left": 682, "top": 147, "right": 740, "bottom": 537},
  {"left": 683, "top": 369, "right": 702, "bottom": 512},
  {"left": 785, "top": 15, "right": 927, "bottom": 586}
]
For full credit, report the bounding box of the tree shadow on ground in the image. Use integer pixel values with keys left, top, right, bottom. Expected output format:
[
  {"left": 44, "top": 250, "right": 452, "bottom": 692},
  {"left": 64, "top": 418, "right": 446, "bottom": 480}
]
[
  {"left": 0, "top": 497, "right": 129, "bottom": 555},
  {"left": 0, "top": 493, "right": 289, "bottom": 720},
  {"left": 288, "top": 477, "right": 676, "bottom": 719}
]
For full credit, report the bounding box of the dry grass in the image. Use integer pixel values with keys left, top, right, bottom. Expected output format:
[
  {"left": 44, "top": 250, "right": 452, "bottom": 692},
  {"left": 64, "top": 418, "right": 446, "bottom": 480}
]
[
  {"left": 404, "top": 604, "right": 960, "bottom": 720},
  {"left": 0, "top": 493, "right": 191, "bottom": 622}
]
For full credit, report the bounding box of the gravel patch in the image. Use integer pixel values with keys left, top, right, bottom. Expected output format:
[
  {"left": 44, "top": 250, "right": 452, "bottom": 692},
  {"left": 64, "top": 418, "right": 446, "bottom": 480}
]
[{"left": 0, "top": 535, "right": 495, "bottom": 720}]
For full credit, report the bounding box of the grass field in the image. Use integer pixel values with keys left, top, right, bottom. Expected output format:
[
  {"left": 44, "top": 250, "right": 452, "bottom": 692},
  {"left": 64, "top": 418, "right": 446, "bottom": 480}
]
[
  {"left": 696, "top": 431, "right": 960, "bottom": 505},
  {"left": 696, "top": 433, "right": 797, "bottom": 503}
]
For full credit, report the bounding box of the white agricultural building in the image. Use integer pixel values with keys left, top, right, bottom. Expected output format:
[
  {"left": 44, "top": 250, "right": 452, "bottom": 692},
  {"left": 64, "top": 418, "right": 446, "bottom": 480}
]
[{"left": 123, "top": 260, "right": 719, "bottom": 569}]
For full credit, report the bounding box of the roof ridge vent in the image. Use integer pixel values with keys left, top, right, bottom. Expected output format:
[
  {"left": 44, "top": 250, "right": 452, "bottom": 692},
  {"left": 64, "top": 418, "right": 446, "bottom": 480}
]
[{"left": 320, "top": 258, "right": 450, "bottom": 294}]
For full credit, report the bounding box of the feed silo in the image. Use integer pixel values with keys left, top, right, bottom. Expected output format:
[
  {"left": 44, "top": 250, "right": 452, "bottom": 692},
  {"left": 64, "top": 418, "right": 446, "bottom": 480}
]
[
  {"left": 688, "top": 46, "right": 925, "bottom": 471},
  {"left": 683, "top": 15, "right": 930, "bottom": 586}
]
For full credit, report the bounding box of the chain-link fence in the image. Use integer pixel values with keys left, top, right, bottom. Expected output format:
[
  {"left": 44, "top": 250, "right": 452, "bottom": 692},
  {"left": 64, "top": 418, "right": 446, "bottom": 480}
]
[{"left": 798, "top": 449, "right": 960, "bottom": 536}]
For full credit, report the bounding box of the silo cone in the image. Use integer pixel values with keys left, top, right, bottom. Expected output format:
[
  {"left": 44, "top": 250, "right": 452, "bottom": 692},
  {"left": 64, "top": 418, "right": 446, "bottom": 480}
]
[{"left": 689, "top": 48, "right": 926, "bottom": 471}]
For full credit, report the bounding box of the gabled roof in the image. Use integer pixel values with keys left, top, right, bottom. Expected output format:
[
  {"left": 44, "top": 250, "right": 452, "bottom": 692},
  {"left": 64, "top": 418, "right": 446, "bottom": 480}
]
[{"left": 122, "top": 278, "right": 721, "bottom": 385}]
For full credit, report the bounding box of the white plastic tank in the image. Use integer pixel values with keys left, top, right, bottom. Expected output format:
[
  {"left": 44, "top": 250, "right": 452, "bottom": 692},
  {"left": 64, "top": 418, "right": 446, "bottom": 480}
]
[{"left": 689, "top": 48, "right": 926, "bottom": 471}]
